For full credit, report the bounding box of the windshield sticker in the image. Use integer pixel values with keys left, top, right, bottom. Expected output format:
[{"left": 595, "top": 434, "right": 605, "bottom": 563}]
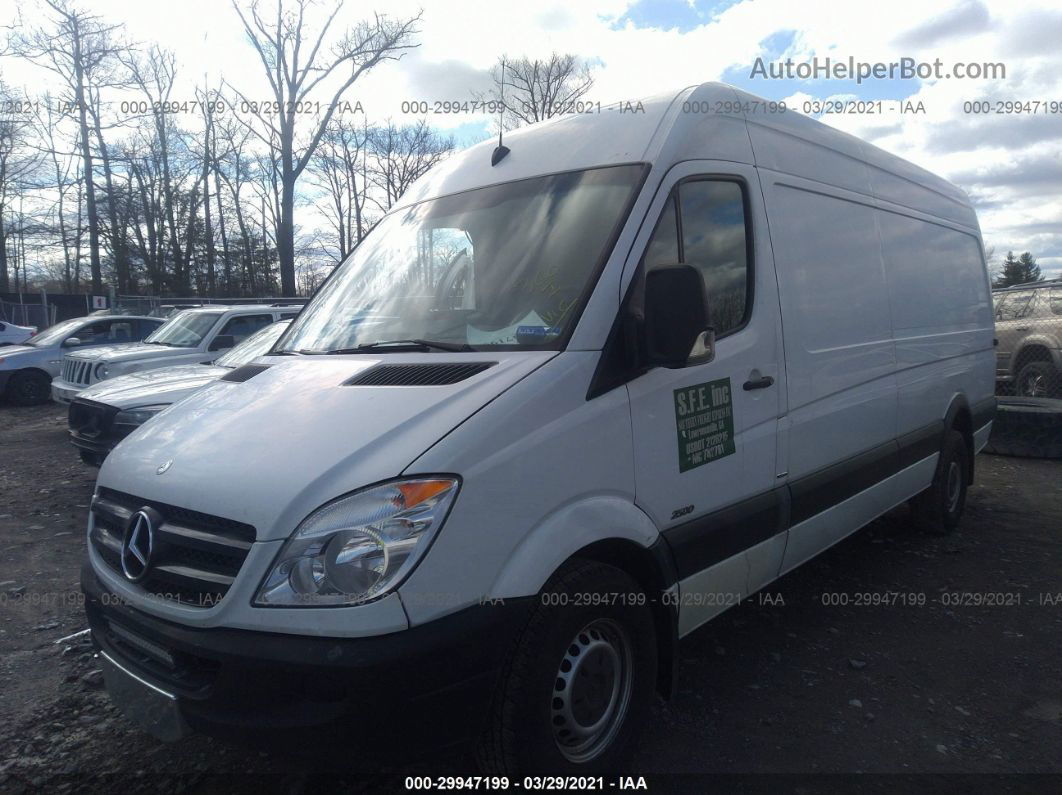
[
  {"left": 467, "top": 310, "right": 549, "bottom": 345},
  {"left": 515, "top": 325, "right": 562, "bottom": 340},
  {"left": 674, "top": 378, "right": 735, "bottom": 472}
]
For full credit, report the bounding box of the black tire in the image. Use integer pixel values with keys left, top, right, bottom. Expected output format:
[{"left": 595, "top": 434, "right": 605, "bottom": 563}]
[
  {"left": 910, "top": 429, "right": 969, "bottom": 535},
  {"left": 79, "top": 450, "right": 104, "bottom": 467},
  {"left": 477, "top": 560, "right": 657, "bottom": 776},
  {"left": 1015, "top": 361, "right": 1060, "bottom": 399},
  {"left": 5, "top": 369, "right": 51, "bottom": 406}
]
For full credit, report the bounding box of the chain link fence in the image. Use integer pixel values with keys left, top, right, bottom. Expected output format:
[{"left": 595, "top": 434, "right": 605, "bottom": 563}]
[
  {"left": 0, "top": 300, "right": 56, "bottom": 330},
  {"left": 987, "top": 279, "right": 1062, "bottom": 458}
]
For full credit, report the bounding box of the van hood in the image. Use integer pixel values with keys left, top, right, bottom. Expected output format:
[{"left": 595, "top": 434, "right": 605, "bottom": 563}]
[
  {"left": 68, "top": 343, "right": 185, "bottom": 363},
  {"left": 78, "top": 364, "right": 228, "bottom": 409},
  {"left": 98, "top": 351, "right": 555, "bottom": 540}
]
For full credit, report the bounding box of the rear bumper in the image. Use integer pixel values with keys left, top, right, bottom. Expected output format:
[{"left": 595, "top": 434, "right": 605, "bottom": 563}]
[{"left": 81, "top": 561, "right": 531, "bottom": 755}]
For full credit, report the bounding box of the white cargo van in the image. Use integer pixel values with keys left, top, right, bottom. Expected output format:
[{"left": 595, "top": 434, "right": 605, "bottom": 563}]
[{"left": 82, "top": 82, "right": 995, "bottom": 773}]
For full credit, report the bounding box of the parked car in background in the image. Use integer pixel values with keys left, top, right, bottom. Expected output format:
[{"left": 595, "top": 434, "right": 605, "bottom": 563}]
[
  {"left": 51, "top": 304, "right": 301, "bottom": 404},
  {"left": 0, "top": 320, "right": 37, "bottom": 346},
  {"left": 993, "top": 280, "right": 1062, "bottom": 397},
  {"left": 0, "top": 315, "right": 164, "bottom": 405},
  {"left": 68, "top": 320, "right": 290, "bottom": 465}
]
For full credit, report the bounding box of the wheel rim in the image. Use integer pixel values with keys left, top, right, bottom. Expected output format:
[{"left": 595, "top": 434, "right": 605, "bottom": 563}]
[
  {"left": 17, "top": 376, "right": 45, "bottom": 402},
  {"left": 945, "top": 460, "right": 962, "bottom": 514},
  {"left": 1019, "top": 371, "right": 1046, "bottom": 397},
  {"left": 550, "top": 618, "right": 634, "bottom": 764}
]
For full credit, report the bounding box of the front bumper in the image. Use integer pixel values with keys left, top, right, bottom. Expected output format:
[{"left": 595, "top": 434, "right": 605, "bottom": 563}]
[
  {"left": 82, "top": 562, "right": 531, "bottom": 755},
  {"left": 52, "top": 379, "right": 83, "bottom": 405}
]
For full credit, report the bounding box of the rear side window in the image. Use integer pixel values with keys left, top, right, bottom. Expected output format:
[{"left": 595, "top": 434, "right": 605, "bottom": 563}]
[
  {"left": 996, "top": 291, "right": 1034, "bottom": 320},
  {"left": 642, "top": 179, "right": 751, "bottom": 337},
  {"left": 1048, "top": 287, "right": 1062, "bottom": 316}
]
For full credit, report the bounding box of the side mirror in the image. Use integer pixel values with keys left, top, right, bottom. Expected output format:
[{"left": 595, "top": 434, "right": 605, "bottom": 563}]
[
  {"left": 643, "top": 265, "right": 712, "bottom": 368},
  {"left": 63, "top": 337, "right": 82, "bottom": 348},
  {"left": 209, "top": 334, "right": 235, "bottom": 352}
]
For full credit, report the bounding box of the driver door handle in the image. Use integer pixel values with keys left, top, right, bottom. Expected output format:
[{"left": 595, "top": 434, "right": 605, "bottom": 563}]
[{"left": 743, "top": 375, "right": 775, "bottom": 391}]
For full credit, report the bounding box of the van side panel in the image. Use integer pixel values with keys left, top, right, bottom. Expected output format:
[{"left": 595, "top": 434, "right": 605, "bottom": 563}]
[
  {"left": 878, "top": 208, "right": 995, "bottom": 441},
  {"left": 760, "top": 174, "right": 898, "bottom": 479}
]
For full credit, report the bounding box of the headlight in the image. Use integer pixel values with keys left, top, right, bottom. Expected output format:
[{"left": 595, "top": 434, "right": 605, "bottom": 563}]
[
  {"left": 114, "top": 404, "right": 169, "bottom": 426},
  {"left": 254, "top": 477, "right": 459, "bottom": 607},
  {"left": 94, "top": 362, "right": 109, "bottom": 380}
]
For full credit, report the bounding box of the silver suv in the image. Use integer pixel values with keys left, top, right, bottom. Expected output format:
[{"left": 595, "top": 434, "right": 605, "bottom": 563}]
[
  {"left": 51, "top": 304, "right": 302, "bottom": 404},
  {"left": 993, "top": 280, "right": 1062, "bottom": 398}
]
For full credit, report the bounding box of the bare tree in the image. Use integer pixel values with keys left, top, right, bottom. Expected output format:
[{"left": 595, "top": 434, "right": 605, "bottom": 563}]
[
  {"left": 0, "top": 84, "right": 42, "bottom": 293},
  {"left": 30, "top": 92, "right": 84, "bottom": 291},
  {"left": 310, "top": 116, "right": 372, "bottom": 262},
  {"left": 478, "top": 53, "right": 596, "bottom": 130},
  {"left": 226, "top": 0, "right": 420, "bottom": 295},
  {"left": 367, "top": 120, "right": 453, "bottom": 212},
  {"left": 12, "top": 0, "right": 125, "bottom": 292}
]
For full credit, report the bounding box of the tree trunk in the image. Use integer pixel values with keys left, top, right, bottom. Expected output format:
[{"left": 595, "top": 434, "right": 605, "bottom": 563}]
[
  {"left": 74, "top": 46, "right": 103, "bottom": 293},
  {"left": 0, "top": 214, "right": 8, "bottom": 292}
]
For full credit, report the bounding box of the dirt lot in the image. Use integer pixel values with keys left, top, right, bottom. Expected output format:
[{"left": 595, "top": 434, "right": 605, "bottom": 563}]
[{"left": 1, "top": 402, "right": 1060, "bottom": 792}]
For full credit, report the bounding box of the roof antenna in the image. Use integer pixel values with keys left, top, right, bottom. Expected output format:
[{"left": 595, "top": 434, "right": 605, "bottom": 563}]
[{"left": 491, "top": 57, "right": 511, "bottom": 166}]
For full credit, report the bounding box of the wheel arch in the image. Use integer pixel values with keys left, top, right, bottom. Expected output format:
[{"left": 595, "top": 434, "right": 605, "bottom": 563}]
[
  {"left": 487, "top": 495, "right": 679, "bottom": 700},
  {"left": 943, "top": 394, "right": 975, "bottom": 484},
  {"left": 1013, "top": 341, "right": 1055, "bottom": 371}
]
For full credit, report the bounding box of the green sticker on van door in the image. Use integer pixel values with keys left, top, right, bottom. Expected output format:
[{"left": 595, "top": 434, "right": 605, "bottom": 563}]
[{"left": 674, "top": 378, "right": 735, "bottom": 472}]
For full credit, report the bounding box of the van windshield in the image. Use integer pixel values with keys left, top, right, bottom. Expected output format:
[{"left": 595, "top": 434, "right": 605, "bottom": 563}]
[
  {"left": 144, "top": 311, "right": 220, "bottom": 348},
  {"left": 277, "top": 164, "right": 645, "bottom": 353}
]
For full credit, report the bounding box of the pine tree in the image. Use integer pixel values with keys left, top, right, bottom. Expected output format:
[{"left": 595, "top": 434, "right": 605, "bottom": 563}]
[{"left": 993, "top": 251, "right": 1042, "bottom": 288}]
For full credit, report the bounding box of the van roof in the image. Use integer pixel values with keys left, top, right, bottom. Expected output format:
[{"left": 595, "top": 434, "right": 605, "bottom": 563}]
[{"left": 397, "top": 82, "right": 976, "bottom": 230}]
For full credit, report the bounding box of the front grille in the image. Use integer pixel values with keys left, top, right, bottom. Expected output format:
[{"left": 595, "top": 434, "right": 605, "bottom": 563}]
[
  {"left": 98, "top": 616, "right": 219, "bottom": 694},
  {"left": 62, "top": 357, "right": 94, "bottom": 386},
  {"left": 68, "top": 399, "right": 119, "bottom": 441},
  {"left": 90, "top": 488, "right": 256, "bottom": 608},
  {"left": 62, "top": 357, "right": 95, "bottom": 385}
]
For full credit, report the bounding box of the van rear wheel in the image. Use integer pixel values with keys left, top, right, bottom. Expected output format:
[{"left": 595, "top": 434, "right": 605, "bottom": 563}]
[
  {"left": 910, "top": 429, "right": 969, "bottom": 535},
  {"left": 477, "top": 560, "right": 656, "bottom": 775}
]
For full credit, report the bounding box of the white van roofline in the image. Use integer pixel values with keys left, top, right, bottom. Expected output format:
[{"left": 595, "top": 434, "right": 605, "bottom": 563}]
[{"left": 396, "top": 82, "right": 976, "bottom": 231}]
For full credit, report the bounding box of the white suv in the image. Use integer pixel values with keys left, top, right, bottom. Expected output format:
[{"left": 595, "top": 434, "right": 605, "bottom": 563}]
[{"left": 51, "top": 304, "right": 301, "bottom": 404}]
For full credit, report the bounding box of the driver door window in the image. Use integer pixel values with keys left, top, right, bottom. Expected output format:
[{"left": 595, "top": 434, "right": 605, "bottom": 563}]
[
  {"left": 76, "top": 320, "right": 117, "bottom": 346},
  {"left": 642, "top": 179, "right": 751, "bottom": 338}
]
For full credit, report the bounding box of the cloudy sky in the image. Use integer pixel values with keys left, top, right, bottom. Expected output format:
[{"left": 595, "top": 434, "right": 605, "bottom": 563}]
[{"left": 2, "top": 0, "right": 1060, "bottom": 277}]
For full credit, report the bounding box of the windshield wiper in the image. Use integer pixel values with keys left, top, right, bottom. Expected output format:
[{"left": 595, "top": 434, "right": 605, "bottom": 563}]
[{"left": 322, "top": 339, "right": 476, "bottom": 354}]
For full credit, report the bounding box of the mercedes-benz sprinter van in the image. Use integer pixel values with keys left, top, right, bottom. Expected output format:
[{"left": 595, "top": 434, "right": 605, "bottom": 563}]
[{"left": 82, "top": 82, "right": 995, "bottom": 774}]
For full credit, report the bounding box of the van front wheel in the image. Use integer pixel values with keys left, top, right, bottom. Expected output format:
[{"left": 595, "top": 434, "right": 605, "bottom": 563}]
[
  {"left": 477, "top": 560, "right": 657, "bottom": 775},
  {"left": 910, "top": 429, "right": 969, "bottom": 535}
]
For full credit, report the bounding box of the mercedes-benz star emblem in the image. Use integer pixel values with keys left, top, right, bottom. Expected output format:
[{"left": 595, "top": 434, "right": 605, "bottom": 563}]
[
  {"left": 121, "top": 509, "right": 156, "bottom": 582},
  {"left": 156, "top": 459, "right": 173, "bottom": 475}
]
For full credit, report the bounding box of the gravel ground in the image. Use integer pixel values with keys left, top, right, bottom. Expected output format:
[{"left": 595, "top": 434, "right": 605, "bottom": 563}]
[{"left": 1, "top": 402, "right": 1060, "bottom": 792}]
